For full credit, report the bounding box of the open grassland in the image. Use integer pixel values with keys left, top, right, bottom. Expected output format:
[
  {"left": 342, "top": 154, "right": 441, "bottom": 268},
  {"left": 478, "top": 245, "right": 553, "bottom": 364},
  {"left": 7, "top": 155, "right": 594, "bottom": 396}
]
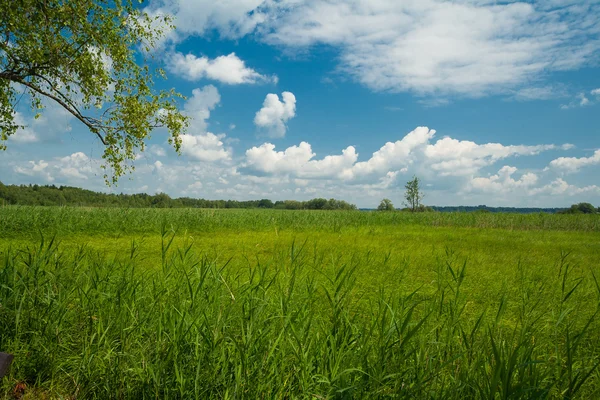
[{"left": 1, "top": 207, "right": 600, "bottom": 399}]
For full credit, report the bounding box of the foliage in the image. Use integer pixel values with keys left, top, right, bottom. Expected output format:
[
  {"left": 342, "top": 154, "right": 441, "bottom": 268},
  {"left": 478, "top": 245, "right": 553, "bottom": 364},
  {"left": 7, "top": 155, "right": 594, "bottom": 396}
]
[
  {"left": 558, "top": 203, "right": 599, "bottom": 215},
  {"left": 0, "top": 0, "right": 188, "bottom": 184},
  {"left": 257, "top": 198, "right": 274, "bottom": 208},
  {"left": 1, "top": 211, "right": 600, "bottom": 398},
  {"left": 404, "top": 175, "right": 425, "bottom": 212},
  {"left": 0, "top": 183, "right": 357, "bottom": 210},
  {"left": 377, "top": 198, "right": 394, "bottom": 211}
]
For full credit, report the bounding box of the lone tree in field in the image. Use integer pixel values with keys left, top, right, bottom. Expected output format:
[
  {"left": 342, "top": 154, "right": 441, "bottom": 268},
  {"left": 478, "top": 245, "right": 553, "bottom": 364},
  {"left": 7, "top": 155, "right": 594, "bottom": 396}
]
[
  {"left": 0, "top": 0, "right": 187, "bottom": 184},
  {"left": 377, "top": 198, "right": 394, "bottom": 211},
  {"left": 404, "top": 176, "right": 424, "bottom": 212}
]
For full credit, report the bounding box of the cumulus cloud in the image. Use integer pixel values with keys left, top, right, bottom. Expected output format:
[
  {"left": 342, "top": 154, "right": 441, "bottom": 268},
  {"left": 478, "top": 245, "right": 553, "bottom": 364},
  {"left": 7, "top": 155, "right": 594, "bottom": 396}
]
[
  {"left": 9, "top": 112, "right": 38, "bottom": 143},
  {"left": 181, "top": 132, "right": 231, "bottom": 162},
  {"left": 345, "top": 127, "right": 567, "bottom": 180},
  {"left": 167, "top": 52, "right": 275, "bottom": 84},
  {"left": 547, "top": 149, "right": 600, "bottom": 173},
  {"left": 13, "top": 152, "right": 96, "bottom": 183},
  {"left": 468, "top": 166, "right": 538, "bottom": 193},
  {"left": 5, "top": 135, "right": 596, "bottom": 208},
  {"left": 183, "top": 85, "right": 221, "bottom": 132},
  {"left": 529, "top": 178, "right": 600, "bottom": 196},
  {"left": 185, "top": 181, "right": 203, "bottom": 194},
  {"left": 592, "top": 88, "right": 600, "bottom": 96},
  {"left": 13, "top": 160, "right": 53, "bottom": 181},
  {"left": 145, "top": 0, "right": 600, "bottom": 97},
  {"left": 349, "top": 127, "right": 436, "bottom": 178},
  {"left": 254, "top": 92, "right": 296, "bottom": 137},
  {"left": 178, "top": 85, "right": 232, "bottom": 162},
  {"left": 245, "top": 141, "right": 357, "bottom": 179},
  {"left": 424, "top": 138, "right": 567, "bottom": 177},
  {"left": 245, "top": 126, "right": 570, "bottom": 184}
]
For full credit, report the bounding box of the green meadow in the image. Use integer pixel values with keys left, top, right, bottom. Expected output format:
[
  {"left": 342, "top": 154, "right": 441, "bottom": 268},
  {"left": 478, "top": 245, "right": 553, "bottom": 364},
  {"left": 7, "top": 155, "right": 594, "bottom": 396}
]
[{"left": 1, "top": 207, "right": 600, "bottom": 399}]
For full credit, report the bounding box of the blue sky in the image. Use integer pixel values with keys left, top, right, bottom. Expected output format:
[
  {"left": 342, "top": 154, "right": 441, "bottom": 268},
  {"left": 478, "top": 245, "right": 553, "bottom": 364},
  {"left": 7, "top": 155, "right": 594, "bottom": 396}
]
[{"left": 2, "top": 0, "right": 600, "bottom": 208}]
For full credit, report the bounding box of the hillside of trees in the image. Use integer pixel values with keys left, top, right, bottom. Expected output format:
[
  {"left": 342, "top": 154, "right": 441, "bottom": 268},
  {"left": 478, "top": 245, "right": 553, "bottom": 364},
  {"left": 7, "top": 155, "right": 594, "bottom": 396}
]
[{"left": 0, "top": 182, "right": 357, "bottom": 210}]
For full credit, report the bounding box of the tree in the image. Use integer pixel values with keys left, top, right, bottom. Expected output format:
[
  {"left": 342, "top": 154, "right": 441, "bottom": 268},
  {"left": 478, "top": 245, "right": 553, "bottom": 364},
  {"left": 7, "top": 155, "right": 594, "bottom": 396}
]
[
  {"left": 257, "top": 199, "right": 274, "bottom": 208},
  {"left": 377, "top": 198, "right": 394, "bottom": 211},
  {"left": 306, "top": 198, "right": 328, "bottom": 210},
  {"left": 1, "top": 0, "right": 187, "bottom": 184},
  {"left": 574, "top": 202, "right": 597, "bottom": 214},
  {"left": 558, "top": 202, "right": 598, "bottom": 214},
  {"left": 404, "top": 176, "right": 424, "bottom": 212}
]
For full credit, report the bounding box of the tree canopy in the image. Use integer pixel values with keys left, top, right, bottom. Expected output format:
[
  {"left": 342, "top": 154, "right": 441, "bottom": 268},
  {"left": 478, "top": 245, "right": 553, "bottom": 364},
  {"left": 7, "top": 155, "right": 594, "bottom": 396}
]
[
  {"left": 377, "top": 198, "right": 394, "bottom": 211},
  {"left": 558, "top": 203, "right": 599, "bottom": 214},
  {"left": 0, "top": 0, "right": 187, "bottom": 184}
]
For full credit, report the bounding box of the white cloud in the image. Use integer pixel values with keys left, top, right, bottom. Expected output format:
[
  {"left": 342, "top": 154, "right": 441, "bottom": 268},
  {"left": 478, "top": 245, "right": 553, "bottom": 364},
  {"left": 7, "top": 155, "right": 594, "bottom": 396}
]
[
  {"left": 9, "top": 100, "right": 73, "bottom": 144},
  {"left": 13, "top": 160, "right": 53, "bottom": 181},
  {"left": 183, "top": 85, "right": 221, "bottom": 132},
  {"left": 5, "top": 137, "right": 596, "bottom": 208},
  {"left": 267, "top": 1, "right": 600, "bottom": 96},
  {"left": 150, "top": 145, "right": 167, "bottom": 157},
  {"left": 245, "top": 126, "right": 570, "bottom": 185},
  {"left": 143, "top": 0, "right": 268, "bottom": 40},
  {"left": 468, "top": 166, "right": 538, "bottom": 193},
  {"left": 181, "top": 132, "right": 231, "bottom": 162},
  {"left": 349, "top": 127, "right": 435, "bottom": 178},
  {"left": 245, "top": 141, "right": 357, "bottom": 179},
  {"left": 591, "top": 88, "right": 600, "bottom": 96},
  {"left": 580, "top": 94, "right": 591, "bottom": 106},
  {"left": 13, "top": 152, "right": 96, "bottom": 183},
  {"left": 424, "top": 137, "right": 565, "bottom": 177},
  {"left": 254, "top": 92, "right": 296, "bottom": 138},
  {"left": 178, "top": 85, "right": 232, "bottom": 162},
  {"left": 346, "top": 126, "right": 566, "bottom": 179},
  {"left": 186, "top": 181, "right": 203, "bottom": 194},
  {"left": 167, "top": 52, "right": 275, "bottom": 84},
  {"left": 547, "top": 149, "right": 600, "bottom": 173},
  {"left": 143, "top": 1, "right": 600, "bottom": 97},
  {"left": 529, "top": 178, "right": 600, "bottom": 196},
  {"left": 9, "top": 112, "right": 38, "bottom": 143},
  {"left": 561, "top": 92, "right": 594, "bottom": 109}
]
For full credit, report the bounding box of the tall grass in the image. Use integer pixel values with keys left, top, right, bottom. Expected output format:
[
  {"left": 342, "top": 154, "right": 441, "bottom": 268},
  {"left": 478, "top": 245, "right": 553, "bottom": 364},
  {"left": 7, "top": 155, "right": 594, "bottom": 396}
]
[
  {"left": 1, "top": 206, "right": 599, "bottom": 239},
  {"left": 1, "top": 231, "right": 599, "bottom": 398}
]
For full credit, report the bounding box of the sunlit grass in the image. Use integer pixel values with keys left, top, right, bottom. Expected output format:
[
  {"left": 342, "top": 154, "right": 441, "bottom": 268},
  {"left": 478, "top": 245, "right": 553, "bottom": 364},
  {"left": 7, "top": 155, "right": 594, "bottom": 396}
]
[{"left": 1, "top": 207, "right": 599, "bottom": 398}]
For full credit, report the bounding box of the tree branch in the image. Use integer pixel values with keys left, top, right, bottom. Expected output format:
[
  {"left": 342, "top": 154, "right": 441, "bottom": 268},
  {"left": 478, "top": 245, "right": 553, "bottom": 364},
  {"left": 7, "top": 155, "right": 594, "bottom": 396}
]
[{"left": 10, "top": 77, "right": 108, "bottom": 145}]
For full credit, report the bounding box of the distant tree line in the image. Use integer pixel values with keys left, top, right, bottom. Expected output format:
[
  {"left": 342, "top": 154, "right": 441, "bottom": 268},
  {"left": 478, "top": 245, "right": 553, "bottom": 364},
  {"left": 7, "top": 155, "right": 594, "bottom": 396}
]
[
  {"left": 0, "top": 182, "right": 357, "bottom": 210},
  {"left": 432, "top": 204, "right": 600, "bottom": 214}
]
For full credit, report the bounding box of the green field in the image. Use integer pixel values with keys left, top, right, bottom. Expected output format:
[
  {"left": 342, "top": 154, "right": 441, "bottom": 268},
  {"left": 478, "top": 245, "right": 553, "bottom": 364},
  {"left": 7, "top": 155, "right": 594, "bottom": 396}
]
[{"left": 1, "top": 207, "right": 600, "bottom": 399}]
